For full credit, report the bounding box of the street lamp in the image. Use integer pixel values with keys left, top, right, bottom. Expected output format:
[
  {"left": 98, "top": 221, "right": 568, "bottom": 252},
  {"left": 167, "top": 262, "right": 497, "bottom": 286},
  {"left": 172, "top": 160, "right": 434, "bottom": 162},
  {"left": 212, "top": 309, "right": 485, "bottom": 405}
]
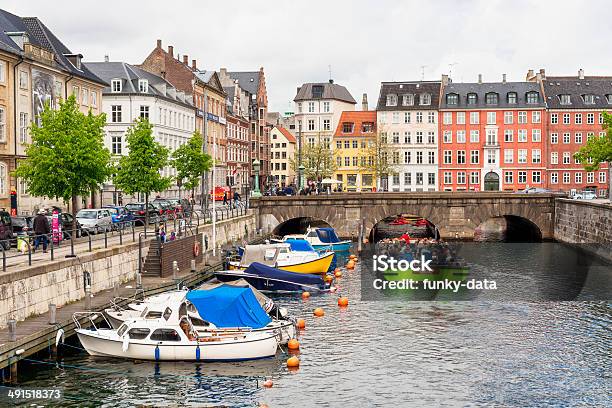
[
  {"left": 252, "top": 159, "right": 262, "bottom": 197},
  {"left": 298, "top": 164, "right": 305, "bottom": 191}
]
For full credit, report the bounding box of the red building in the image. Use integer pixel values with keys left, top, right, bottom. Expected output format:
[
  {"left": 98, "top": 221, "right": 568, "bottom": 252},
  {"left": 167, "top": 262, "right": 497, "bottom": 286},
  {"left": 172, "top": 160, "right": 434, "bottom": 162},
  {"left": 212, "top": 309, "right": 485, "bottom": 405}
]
[
  {"left": 439, "top": 78, "right": 547, "bottom": 191},
  {"left": 529, "top": 69, "right": 610, "bottom": 197}
]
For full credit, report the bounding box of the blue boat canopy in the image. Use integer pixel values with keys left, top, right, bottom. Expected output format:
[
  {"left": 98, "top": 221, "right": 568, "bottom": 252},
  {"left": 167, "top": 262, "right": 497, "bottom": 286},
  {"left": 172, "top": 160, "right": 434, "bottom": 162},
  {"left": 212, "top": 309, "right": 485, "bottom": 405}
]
[
  {"left": 316, "top": 228, "right": 342, "bottom": 243},
  {"left": 285, "top": 238, "right": 316, "bottom": 252},
  {"left": 244, "top": 262, "right": 324, "bottom": 286},
  {"left": 186, "top": 286, "right": 271, "bottom": 329}
]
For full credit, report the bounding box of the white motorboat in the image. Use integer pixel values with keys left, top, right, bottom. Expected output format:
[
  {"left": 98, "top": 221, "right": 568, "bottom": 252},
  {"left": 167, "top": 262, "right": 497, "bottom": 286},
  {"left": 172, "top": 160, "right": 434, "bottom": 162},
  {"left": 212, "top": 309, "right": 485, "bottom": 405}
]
[
  {"left": 272, "top": 227, "right": 352, "bottom": 252},
  {"left": 229, "top": 243, "right": 334, "bottom": 274}
]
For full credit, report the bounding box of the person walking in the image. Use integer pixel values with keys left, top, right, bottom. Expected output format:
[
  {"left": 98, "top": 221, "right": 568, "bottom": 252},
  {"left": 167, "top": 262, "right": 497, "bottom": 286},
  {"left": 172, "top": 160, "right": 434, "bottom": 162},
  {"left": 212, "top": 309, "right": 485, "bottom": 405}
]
[
  {"left": 33, "top": 209, "right": 50, "bottom": 253},
  {"left": 222, "top": 191, "right": 228, "bottom": 206}
]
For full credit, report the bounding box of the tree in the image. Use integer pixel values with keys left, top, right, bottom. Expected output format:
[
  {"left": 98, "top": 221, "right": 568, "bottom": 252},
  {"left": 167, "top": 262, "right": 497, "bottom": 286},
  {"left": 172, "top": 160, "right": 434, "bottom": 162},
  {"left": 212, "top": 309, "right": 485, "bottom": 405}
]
[
  {"left": 114, "top": 118, "right": 171, "bottom": 230},
  {"left": 359, "top": 125, "right": 397, "bottom": 191},
  {"left": 574, "top": 111, "right": 612, "bottom": 202},
  {"left": 171, "top": 131, "right": 212, "bottom": 200},
  {"left": 14, "top": 94, "right": 111, "bottom": 237},
  {"left": 289, "top": 134, "right": 337, "bottom": 183}
]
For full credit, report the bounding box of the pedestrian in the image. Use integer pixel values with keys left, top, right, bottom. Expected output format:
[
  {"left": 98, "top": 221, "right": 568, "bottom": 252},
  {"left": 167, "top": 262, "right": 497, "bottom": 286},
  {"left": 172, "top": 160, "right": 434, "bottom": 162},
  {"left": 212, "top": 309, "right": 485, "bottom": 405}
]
[
  {"left": 223, "top": 192, "right": 228, "bottom": 206},
  {"left": 33, "top": 209, "right": 50, "bottom": 253},
  {"left": 234, "top": 191, "right": 240, "bottom": 206},
  {"left": 169, "top": 231, "right": 176, "bottom": 241}
]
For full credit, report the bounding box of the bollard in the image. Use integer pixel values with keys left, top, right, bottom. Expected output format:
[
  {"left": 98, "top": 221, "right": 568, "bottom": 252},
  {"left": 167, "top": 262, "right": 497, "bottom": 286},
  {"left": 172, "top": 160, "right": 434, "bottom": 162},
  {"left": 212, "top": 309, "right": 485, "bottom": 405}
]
[
  {"left": 113, "top": 282, "right": 119, "bottom": 298},
  {"left": 136, "top": 272, "right": 142, "bottom": 289},
  {"left": 85, "top": 287, "right": 92, "bottom": 310},
  {"left": 191, "top": 259, "right": 196, "bottom": 272},
  {"left": 172, "top": 260, "right": 178, "bottom": 280},
  {"left": 8, "top": 319, "right": 16, "bottom": 342},
  {"left": 48, "top": 303, "right": 57, "bottom": 325}
]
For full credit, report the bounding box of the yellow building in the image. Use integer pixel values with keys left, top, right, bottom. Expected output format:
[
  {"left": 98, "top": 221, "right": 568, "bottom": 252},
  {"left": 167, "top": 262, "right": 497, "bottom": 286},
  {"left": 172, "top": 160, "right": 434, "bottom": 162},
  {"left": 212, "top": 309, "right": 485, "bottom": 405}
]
[
  {"left": 333, "top": 111, "right": 377, "bottom": 191},
  {"left": 269, "top": 126, "right": 296, "bottom": 187}
]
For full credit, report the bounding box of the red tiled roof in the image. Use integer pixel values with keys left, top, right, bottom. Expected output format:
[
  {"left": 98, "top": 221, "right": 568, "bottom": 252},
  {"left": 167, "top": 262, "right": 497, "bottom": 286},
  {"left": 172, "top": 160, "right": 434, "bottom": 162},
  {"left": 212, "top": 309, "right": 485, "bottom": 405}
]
[
  {"left": 333, "top": 111, "right": 377, "bottom": 137},
  {"left": 276, "top": 126, "right": 296, "bottom": 143}
]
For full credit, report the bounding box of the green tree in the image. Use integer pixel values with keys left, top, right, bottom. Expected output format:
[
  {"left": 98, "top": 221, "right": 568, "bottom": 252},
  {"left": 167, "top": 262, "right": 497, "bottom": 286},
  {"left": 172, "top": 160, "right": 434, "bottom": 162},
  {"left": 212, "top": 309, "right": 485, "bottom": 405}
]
[
  {"left": 14, "top": 94, "right": 111, "bottom": 236},
  {"left": 114, "top": 118, "right": 171, "bottom": 229},
  {"left": 171, "top": 131, "right": 212, "bottom": 199},
  {"left": 359, "top": 124, "right": 397, "bottom": 190},
  {"left": 574, "top": 111, "right": 612, "bottom": 201},
  {"left": 289, "top": 134, "right": 337, "bottom": 183}
]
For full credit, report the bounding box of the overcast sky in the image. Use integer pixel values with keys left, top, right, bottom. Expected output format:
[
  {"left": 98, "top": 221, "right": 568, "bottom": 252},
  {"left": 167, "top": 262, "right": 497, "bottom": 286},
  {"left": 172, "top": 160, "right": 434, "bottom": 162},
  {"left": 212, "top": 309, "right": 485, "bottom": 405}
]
[{"left": 4, "top": 0, "right": 611, "bottom": 112}]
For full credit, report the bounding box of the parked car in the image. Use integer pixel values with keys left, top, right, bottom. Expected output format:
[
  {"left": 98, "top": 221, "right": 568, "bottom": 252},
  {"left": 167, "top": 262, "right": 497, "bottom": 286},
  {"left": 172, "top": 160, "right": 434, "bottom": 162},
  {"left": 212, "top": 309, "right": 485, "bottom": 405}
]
[
  {"left": 11, "top": 216, "right": 34, "bottom": 237},
  {"left": 517, "top": 187, "right": 552, "bottom": 194},
  {"left": 152, "top": 199, "right": 176, "bottom": 218},
  {"left": 0, "top": 210, "right": 13, "bottom": 250},
  {"left": 573, "top": 191, "right": 597, "bottom": 200},
  {"left": 102, "top": 205, "right": 135, "bottom": 227},
  {"left": 165, "top": 198, "right": 192, "bottom": 216},
  {"left": 125, "top": 203, "right": 160, "bottom": 225},
  {"left": 76, "top": 209, "right": 113, "bottom": 234},
  {"left": 44, "top": 212, "right": 83, "bottom": 239}
]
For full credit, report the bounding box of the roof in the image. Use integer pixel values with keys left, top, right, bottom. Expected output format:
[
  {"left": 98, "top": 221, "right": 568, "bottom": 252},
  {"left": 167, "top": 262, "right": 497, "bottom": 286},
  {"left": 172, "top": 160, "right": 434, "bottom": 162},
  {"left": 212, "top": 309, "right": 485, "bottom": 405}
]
[
  {"left": 440, "top": 81, "right": 545, "bottom": 109},
  {"left": 333, "top": 111, "right": 377, "bottom": 137},
  {"left": 376, "top": 81, "right": 441, "bottom": 111},
  {"left": 542, "top": 76, "right": 612, "bottom": 110},
  {"left": 275, "top": 126, "right": 296, "bottom": 143},
  {"left": 228, "top": 71, "right": 260, "bottom": 95},
  {"left": 84, "top": 62, "right": 194, "bottom": 108},
  {"left": 294, "top": 81, "right": 356, "bottom": 104}
]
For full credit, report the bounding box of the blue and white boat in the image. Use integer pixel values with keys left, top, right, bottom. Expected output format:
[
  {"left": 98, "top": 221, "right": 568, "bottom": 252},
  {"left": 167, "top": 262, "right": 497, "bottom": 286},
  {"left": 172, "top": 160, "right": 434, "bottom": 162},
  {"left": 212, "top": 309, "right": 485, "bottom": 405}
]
[
  {"left": 274, "top": 227, "right": 352, "bottom": 252},
  {"left": 215, "top": 262, "right": 328, "bottom": 294}
]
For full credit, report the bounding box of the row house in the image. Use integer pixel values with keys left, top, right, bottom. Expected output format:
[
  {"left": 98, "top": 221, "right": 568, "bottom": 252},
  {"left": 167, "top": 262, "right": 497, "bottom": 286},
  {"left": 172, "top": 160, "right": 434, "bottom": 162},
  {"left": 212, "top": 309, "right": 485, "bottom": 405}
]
[
  {"left": 85, "top": 61, "right": 196, "bottom": 205},
  {"left": 224, "top": 82, "right": 250, "bottom": 195},
  {"left": 269, "top": 126, "right": 296, "bottom": 187},
  {"left": 439, "top": 77, "right": 547, "bottom": 191},
  {"left": 332, "top": 111, "right": 376, "bottom": 191},
  {"left": 219, "top": 68, "right": 269, "bottom": 190},
  {"left": 377, "top": 81, "right": 442, "bottom": 191},
  {"left": 528, "top": 69, "right": 610, "bottom": 196},
  {"left": 0, "top": 9, "right": 106, "bottom": 214}
]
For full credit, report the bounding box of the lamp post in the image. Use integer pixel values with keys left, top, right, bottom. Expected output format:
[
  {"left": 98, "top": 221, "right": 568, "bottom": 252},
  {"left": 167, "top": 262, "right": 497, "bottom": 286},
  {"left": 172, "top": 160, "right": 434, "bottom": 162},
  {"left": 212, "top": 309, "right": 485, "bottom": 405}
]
[
  {"left": 298, "top": 164, "right": 305, "bottom": 192},
  {"left": 251, "top": 159, "right": 262, "bottom": 197}
]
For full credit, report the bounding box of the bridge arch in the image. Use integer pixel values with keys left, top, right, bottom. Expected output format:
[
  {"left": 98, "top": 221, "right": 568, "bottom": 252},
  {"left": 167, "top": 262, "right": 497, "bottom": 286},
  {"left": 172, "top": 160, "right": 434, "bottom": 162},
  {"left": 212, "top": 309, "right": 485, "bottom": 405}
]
[
  {"left": 474, "top": 215, "right": 542, "bottom": 242},
  {"left": 367, "top": 213, "right": 440, "bottom": 243},
  {"left": 272, "top": 216, "right": 332, "bottom": 236}
]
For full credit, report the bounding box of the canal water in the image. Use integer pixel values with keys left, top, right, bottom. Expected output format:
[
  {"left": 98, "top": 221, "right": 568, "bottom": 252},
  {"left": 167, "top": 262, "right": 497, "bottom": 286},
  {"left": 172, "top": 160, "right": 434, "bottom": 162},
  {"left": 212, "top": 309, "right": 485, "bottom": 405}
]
[{"left": 8, "top": 245, "right": 611, "bottom": 407}]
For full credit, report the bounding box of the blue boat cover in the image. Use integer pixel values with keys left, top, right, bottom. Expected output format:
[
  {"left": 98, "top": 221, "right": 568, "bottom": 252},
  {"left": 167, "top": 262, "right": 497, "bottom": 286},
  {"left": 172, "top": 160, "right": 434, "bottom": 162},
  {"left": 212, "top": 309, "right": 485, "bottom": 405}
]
[
  {"left": 186, "top": 286, "right": 271, "bottom": 329},
  {"left": 285, "top": 238, "right": 316, "bottom": 252},
  {"left": 245, "top": 262, "right": 324, "bottom": 286},
  {"left": 316, "top": 228, "right": 342, "bottom": 243}
]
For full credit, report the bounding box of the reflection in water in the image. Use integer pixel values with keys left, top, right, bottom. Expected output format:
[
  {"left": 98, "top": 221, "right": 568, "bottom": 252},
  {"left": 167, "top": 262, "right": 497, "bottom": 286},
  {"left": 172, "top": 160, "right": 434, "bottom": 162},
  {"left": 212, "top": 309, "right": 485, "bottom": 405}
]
[{"left": 9, "top": 249, "right": 612, "bottom": 408}]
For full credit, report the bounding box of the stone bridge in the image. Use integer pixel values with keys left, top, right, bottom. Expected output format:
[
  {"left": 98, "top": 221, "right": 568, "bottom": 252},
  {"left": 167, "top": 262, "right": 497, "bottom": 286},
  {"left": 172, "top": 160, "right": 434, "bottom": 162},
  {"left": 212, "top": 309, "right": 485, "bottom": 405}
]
[{"left": 250, "top": 192, "right": 561, "bottom": 240}]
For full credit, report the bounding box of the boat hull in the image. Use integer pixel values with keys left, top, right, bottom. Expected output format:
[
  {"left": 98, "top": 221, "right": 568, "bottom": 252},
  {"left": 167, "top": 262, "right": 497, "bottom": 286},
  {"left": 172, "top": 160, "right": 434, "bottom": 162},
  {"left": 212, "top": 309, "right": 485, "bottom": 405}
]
[
  {"left": 311, "top": 242, "right": 352, "bottom": 252},
  {"left": 277, "top": 251, "right": 334, "bottom": 274},
  {"left": 215, "top": 271, "right": 325, "bottom": 294}
]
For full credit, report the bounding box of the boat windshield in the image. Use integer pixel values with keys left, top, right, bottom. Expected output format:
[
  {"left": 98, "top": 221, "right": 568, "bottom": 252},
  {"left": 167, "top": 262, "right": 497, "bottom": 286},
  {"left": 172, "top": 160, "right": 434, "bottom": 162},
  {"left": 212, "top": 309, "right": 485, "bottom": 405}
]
[
  {"left": 316, "top": 228, "right": 341, "bottom": 243},
  {"left": 117, "top": 323, "right": 128, "bottom": 337}
]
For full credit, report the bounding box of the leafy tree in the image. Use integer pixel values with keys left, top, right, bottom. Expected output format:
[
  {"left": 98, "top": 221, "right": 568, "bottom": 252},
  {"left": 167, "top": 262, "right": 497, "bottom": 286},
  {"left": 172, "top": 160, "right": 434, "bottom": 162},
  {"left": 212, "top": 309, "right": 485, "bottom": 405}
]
[
  {"left": 289, "top": 133, "right": 337, "bottom": 182},
  {"left": 114, "top": 118, "right": 171, "bottom": 229},
  {"left": 14, "top": 95, "right": 111, "bottom": 236},
  {"left": 171, "top": 131, "right": 212, "bottom": 200},
  {"left": 359, "top": 125, "right": 397, "bottom": 190},
  {"left": 574, "top": 111, "right": 612, "bottom": 201}
]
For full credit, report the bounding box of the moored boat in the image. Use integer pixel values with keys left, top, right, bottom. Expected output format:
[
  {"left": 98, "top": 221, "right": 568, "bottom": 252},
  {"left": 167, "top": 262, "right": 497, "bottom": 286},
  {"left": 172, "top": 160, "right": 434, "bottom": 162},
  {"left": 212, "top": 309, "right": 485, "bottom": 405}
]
[
  {"left": 273, "top": 227, "right": 352, "bottom": 252},
  {"left": 229, "top": 243, "right": 334, "bottom": 274}
]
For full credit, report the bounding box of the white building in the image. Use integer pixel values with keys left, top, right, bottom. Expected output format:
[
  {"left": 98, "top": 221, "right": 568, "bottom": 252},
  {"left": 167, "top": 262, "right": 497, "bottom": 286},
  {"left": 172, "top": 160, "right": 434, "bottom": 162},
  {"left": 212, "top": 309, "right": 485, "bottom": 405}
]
[
  {"left": 86, "top": 61, "right": 196, "bottom": 205},
  {"left": 376, "top": 80, "right": 442, "bottom": 191}
]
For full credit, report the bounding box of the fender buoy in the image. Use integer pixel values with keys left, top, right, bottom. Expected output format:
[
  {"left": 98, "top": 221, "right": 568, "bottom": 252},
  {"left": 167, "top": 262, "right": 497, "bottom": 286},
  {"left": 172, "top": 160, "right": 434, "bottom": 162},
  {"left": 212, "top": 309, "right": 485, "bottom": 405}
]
[{"left": 193, "top": 241, "right": 201, "bottom": 257}]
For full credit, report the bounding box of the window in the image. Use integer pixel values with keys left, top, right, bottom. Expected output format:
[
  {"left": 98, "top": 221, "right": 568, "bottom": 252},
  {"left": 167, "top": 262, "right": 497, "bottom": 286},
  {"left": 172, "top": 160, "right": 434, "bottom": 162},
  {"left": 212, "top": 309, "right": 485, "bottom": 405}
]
[
  {"left": 532, "top": 111, "right": 541, "bottom": 124},
  {"left": 404, "top": 172, "right": 412, "bottom": 185},
  {"left": 446, "top": 94, "right": 458, "bottom": 105},
  {"left": 550, "top": 172, "right": 558, "bottom": 184},
  {"left": 402, "top": 94, "right": 414, "bottom": 106},
  {"left": 322, "top": 119, "right": 330, "bottom": 131},
  {"left": 457, "top": 130, "right": 466, "bottom": 143},
  {"left": 504, "top": 149, "right": 513, "bottom": 164},
  {"left": 518, "top": 149, "right": 527, "bottom": 164},
  {"left": 392, "top": 132, "right": 400, "bottom": 144},
  {"left": 140, "top": 106, "right": 149, "bottom": 119},
  {"left": 443, "top": 112, "right": 452, "bottom": 125},
  {"left": 0, "top": 107, "right": 5, "bottom": 142},
  {"left": 428, "top": 151, "right": 435, "bottom": 164},
  {"left": 354, "top": 156, "right": 359, "bottom": 166},
  {"left": 419, "top": 93, "right": 431, "bottom": 105},
  {"left": 0, "top": 163, "right": 5, "bottom": 195},
  {"left": 563, "top": 152, "right": 570, "bottom": 164},
  {"left": 486, "top": 112, "right": 496, "bottom": 125},
  {"left": 392, "top": 174, "right": 400, "bottom": 185},
  {"left": 416, "top": 151, "right": 423, "bottom": 164},
  {"left": 323, "top": 101, "right": 330, "bottom": 112},
  {"left": 111, "top": 134, "right": 122, "bottom": 154},
  {"left": 427, "top": 132, "right": 435, "bottom": 144},
  {"left": 467, "top": 93, "right": 477, "bottom": 105},
  {"left": 0, "top": 61, "right": 4, "bottom": 83},
  {"left": 111, "top": 79, "right": 122, "bottom": 93},
  {"left": 416, "top": 172, "right": 423, "bottom": 185},
  {"left": 19, "top": 71, "right": 28, "bottom": 89},
  {"left": 392, "top": 112, "right": 400, "bottom": 123},
  {"left": 563, "top": 133, "right": 570, "bottom": 144},
  {"left": 470, "top": 111, "right": 479, "bottom": 124},
  {"left": 138, "top": 79, "right": 148, "bottom": 93},
  {"left": 551, "top": 133, "right": 558, "bottom": 144},
  {"left": 443, "top": 131, "right": 452, "bottom": 143},
  {"left": 532, "top": 171, "right": 541, "bottom": 184},
  {"left": 600, "top": 113, "right": 604, "bottom": 124},
  {"left": 518, "top": 111, "right": 527, "bottom": 124},
  {"left": 352, "top": 140, "right": 358, "bottom": 148},
  {"left": 559, "top": 94, "right": 571, "bottom": 105},
  {"left": 518, "top": 171, "right": 527, "bottom": 184},
  {"left": 344, "top": 140, "right": 350, "bottom": 149},
  {"left": 575, "top": 172, "right": 582, "bottom": 184},
  {"left": 456, "top": 112, "right": 465, "bottom": 125},
  {"left": 444, "top": 172, "right": 452, "bottom": 184},
  {"left": 81, "top": 88, "right": 89, "bottom": 105},
  {"left": 575, "top": 113, "right": 582, "bottom": 124},
  {"left": 344, "top": 157, "right": 350, "bottom": 166},
  {"left": 587, "top": 172, "right": 594, "bottom": 184},
  {"left": 471, "top": 150, "right": 479, "bottom": 164},
  {"left": 470, "top": 172, "right": 479, "bottom": 185},
  {"left": 587, "top": 113, "right": 595, "bottom": 124},
  {"left": 443, "top": 150, "right": 452, "bottom": 164},
  {"left": 336, "top": 157, "right": 341, "bottom": 167},
  {"left": 505, "top": 92, "right": 517, "bottom": 104},
  {"left": 486, "top": 129, "right": 497, "bottom": 146},
  {"left": 551, "top": 113, "right": 558, "bottom": 124},
  {"left": 504, "top": 111, "right": 513, "bottom": 124},
  {"left": 587, "top": 132, "right": 595, "bottom": 141},
  {"left": 297, "top": 103, "right": 302, "bottom": 113},
  {"left": 386, "top": 94, "right": 398, "bottom": 106},
  {"left": 470, "top": 130, "right": 479, "bottom": 143},
  {"left": 428, "top": 112, "right": 435, "bottom": 123},
  {"left": 111, "top": 105, "right": 122, "bottom": 123},
  {"left": 518, "top": 129, "right": 527, "bottom": 142},
  {"left": 416, "top": 112, "right": 423, "bottom": 123},
  {"left": 526, "top": 92, "right": 539, "bottom": 104},
  {"left": 308, "top": 102, "right": 315, "bottom": 113},
  {"left": 575, "top": 133, "right": 582, "bottom": 144},
  {"left": 308, "top": 120, "right": 315, "bottom": 131},
  {"left": 532, "top": 129, "right": 541, "bottom": 142},
  {"left": 563, "top": 113, "right": 570, "bottom": 124},
  {"left": 551, "top": 152, "right": 558, "bottom": 164},
  {"left": 362, "top": 122, "right": 373, "bottom": 132},
  {"left": 150, "top": 329, "right": 181, "bottom": 342},
  {"left": 457, "top": 172, "right": 466, "bottom": 184},
  {"left": 91, "top": 91, "right": 97, "bottom": 108},
  {"left": 404, "top": 112, "right": 411, "bottom": 123},
  {"left": 404, "top": 151, "right": 411, "bottom": 164},
  {"left": 505, "top": 171, "right": 513, "bottom": 184},
  {"left": 342, "top": 122, "right": 353, "bottom": 133},
  {"left": 72, "top": 85, "right": 79, "bottom": 97},
  {"left": 457, "top": 150, "right": 466, "bottom": 164},
  {"left": 599, "top": 171, "right": 607, "bottom": 184},
  {"left": 428, "top": 173, "right": 435, "bottom": 185},
  {"left": 532, "top": 149, "right": 541, "bottom": 163},
  {"left": 504, "top": 129, "right": 513, "bottom": 142},
  {"left": 19, "top": 112, "right": 28, "bottom": 143},
  {"left": 583, "top": 94, "right": 595, "bottom": 104},
  {"left": 485, "top": 92, "right": 498, "bottom": 105}
]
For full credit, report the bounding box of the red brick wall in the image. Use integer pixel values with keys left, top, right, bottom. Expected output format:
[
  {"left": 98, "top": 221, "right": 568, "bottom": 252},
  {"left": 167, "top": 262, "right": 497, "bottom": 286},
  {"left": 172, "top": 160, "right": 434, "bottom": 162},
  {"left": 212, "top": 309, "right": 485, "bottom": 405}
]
[{"left": 159, "top": 233, "right": 203, "bottom": 278}]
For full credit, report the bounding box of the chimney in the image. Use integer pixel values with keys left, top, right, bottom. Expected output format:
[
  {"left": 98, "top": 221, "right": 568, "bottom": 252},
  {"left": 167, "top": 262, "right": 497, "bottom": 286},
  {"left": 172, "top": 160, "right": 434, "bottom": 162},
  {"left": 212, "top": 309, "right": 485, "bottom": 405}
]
[
  {"left": 156, "top": 39, "right": 162, "bottom": 49},
  {"left": 329, "top": 79, "right": 334, "bottom": 84},
  {"left": 192, "top": 59, "right": 197, "bottom": 70},
  {"left": 441, "top": 74, "right": 449, "bottom": 85},
  {"left": 478, "top": 74, "right": 482, "bottom": 84},
  {"left": 183, "top": 55, "right": 188, "bottom": 65},
  {"left": 362, "top": 93, "right": 368, "bottom": 111},
  {"left": 220, "top": 67, "right": 227, "bottom": 77},
  {"left": 502, "top": 73, "right": 507, "bottom": 83},
  {"left": 526, "top": 69, "right": 535, "bottom": 80},
  {"left": 539, "top": 68, "right": 546, "bottom": 80},
  {"left": 104, "top": 54, "right": 109, "bottom": 63},
  {"left": 168, "top": 45, "right": 173, "bottom": 57},
  {"left": 578, "top": 68, "right": 584, "bottom": 79}
]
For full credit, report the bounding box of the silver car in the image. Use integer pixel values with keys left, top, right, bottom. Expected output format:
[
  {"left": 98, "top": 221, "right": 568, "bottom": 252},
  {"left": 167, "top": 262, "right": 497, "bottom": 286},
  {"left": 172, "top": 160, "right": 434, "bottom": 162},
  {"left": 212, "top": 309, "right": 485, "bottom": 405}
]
[{"left": 76, "top": 209, "right": 113, "bottom": 234}]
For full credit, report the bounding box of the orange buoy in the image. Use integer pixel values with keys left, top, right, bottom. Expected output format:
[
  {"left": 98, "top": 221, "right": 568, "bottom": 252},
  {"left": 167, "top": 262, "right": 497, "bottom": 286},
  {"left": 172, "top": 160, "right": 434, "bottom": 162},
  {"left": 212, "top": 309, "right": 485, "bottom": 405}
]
[
  {"left": 338, "top": 297, "right": 349, "bottom": 307},
  {"left": 334, "top": 270, "right": 343, "bottom": 278},
  {"left": 346, "top": 260, "right": 355, "bottom": 269},
  {"left": 301, "top": 291, "right": 311, "bottom": 299},
  {"left": 259, "top": 404, "right": 270, "bottom": 408},
  {"left": 263, "top": 379, "right": 273, "bottom": 388},
  {"left": 313, "top": 307, "right": 325, "bottom": 317},
  {"left": 349, "top": 254, "right": 356, "bottom": 260},
  {"left": 296, "top": 318, "right": 306, "bottom": 329},
  {"left": 334, "top": 267, "right": 341, "bottom": 273},
  {"left": 287, "top": 356, "right": 300, "bottom": 368},
  {"left": 287, "top": 338, "right": 300, "bottom": 350},
  {"left": 324, "top": 275, "right": 333, "bottom": 283}
]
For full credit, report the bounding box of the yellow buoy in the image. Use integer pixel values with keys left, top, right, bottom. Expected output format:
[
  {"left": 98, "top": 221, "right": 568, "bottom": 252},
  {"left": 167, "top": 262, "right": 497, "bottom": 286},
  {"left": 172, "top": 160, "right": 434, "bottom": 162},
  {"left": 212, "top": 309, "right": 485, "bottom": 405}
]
[
  {"left": 287, "top": 356, "right": 300, "bottom": 368},
  {"left": 338, "top": 297, "right": 349, "bottom": 307},
  {"left": 346, "top": 260, "right": 355, "bottom": 269},
  {"left": 324, "top": 275, "right": 334, "bottom": 283},
  {"left": 263, "top": 379, "right": 273, "bottom": 388},
  {"left": 334, "top": 270, "right": 343, "bottom": 278},
  {"left": 296, "top": 318, "right": 306, "bottom": 329},
  {"left": 313, "top": 307, "right": 325, "bottom": 317},
  {"left": 287, "top": 338, "right": 300, "bottom": 350},
  {"left": 301, "top": 291, "right": 311, "bottom": 299}
]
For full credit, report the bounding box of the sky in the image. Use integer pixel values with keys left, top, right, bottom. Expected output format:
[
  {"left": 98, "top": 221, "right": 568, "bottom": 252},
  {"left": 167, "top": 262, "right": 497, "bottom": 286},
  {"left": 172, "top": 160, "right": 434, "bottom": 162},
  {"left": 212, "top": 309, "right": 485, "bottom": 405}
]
[{"left": 3, "top": 0, "right": 611, "bottom": 113}]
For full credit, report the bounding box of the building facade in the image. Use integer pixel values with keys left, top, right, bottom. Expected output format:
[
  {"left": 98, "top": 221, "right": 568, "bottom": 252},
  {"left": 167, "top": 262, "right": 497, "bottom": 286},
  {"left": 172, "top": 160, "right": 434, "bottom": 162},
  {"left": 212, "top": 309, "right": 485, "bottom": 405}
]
[
  {"left": 224, "top": 82, "right": 251, "bottom": 195},
  {"left": 269, "top": 126, "right": 296, "bottom": 187},
  {"left": 528, "top": 69, "right": 610, "bottom": 196},
  {"left": 439, "top": 78, "right": 547, "bottom": 192},
  {"left": 85, "top": 61, "right": 196, "bottom": 205},
  {"left": 332, "top": 111, "right": 376, "bottom": 191},
  {"left": 377, "top": 80, "right": 442, "bottom": 191}
]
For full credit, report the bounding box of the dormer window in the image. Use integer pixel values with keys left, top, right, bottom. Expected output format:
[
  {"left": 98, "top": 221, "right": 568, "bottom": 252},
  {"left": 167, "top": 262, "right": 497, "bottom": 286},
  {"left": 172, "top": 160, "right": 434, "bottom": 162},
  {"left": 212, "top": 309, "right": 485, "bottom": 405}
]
[
  {"left": 485, "top": 92, "right": 498, "bottom": 105},
  {"left": 312, "top": 85, "right": 324, "bottom": 98},
  {"left": 526, "top": 91, "right": 539, "bottom": 104},
  {"left": 7, "top": 32, "right": 28, "bottom": 50},
  {"left": 559, "top": 94, "right": 571, "bottom": 105},
  {"left": 386, "top": 94, "right": 398, "bottom": 106},
  {"left": 111, "top": 79, "right": 122, "bottom": 93},
  {"left": 419, "top": 93, "right": 431, "bottom": 105},
  {"left": 582, "top": 94, "right": 595, "bottom": 104},
  {"left": 138, "top": 79, "right": 149, "bottom": 93},
  {"left": 362, "top": 122, "right": 374, "bottom": 133},
  {"left": 402, "top": 94, "right": 414, "bottom": 106},
  {"left": 446, "top": 93, "right": 458, "bottom": 105},
  {"left": 507, "top": 92, "right": 517, "bottom": 104},
  {"left": 606, "top": 95, "right": 612, "bottom": 104},
  {"left": 342, "top": 122, "right": 354, "bottom": 133},
  {"left": 64, "top": 53, "right": 83, "bottom": 70},
  {"left": 467, "top": 93, "right": 478, "bottom": 105}
]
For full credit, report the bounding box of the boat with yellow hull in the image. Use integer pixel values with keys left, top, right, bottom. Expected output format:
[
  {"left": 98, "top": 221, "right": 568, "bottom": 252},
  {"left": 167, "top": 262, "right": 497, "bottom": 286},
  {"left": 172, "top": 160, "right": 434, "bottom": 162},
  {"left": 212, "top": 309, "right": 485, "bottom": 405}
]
[{"left": 228, "top": 243, "right": 334, "bottom": 275}]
